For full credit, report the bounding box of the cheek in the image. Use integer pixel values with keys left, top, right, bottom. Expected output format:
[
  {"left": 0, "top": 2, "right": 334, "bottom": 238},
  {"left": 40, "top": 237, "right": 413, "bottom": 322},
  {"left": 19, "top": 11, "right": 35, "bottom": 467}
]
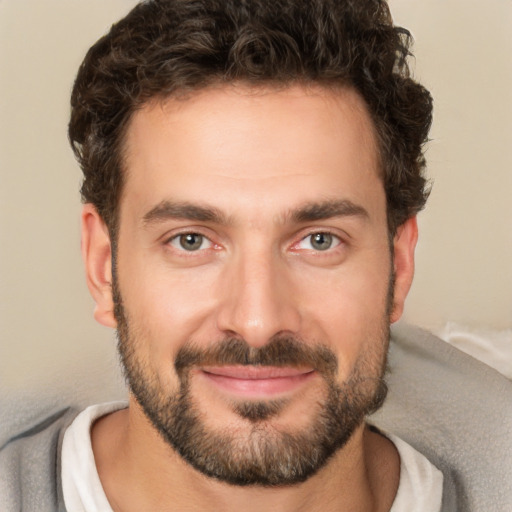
[
  {"left": 116, "top": 252, "right": 222, "bottom": 355},
  {"left": 294, "top": 262, "right": 391, "bottom": 376}
]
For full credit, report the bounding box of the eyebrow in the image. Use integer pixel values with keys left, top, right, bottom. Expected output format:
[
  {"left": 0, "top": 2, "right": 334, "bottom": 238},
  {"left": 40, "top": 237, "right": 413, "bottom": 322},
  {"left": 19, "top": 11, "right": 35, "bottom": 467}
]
[
  {"left": 142, "top": 198, "right": 369, "bottom": 228},
  {"left": 142, "top": 201, "right": 228, "bottom": 226},
  {"left": 290, "top": 199, "right": 369, "bottom": 223}
]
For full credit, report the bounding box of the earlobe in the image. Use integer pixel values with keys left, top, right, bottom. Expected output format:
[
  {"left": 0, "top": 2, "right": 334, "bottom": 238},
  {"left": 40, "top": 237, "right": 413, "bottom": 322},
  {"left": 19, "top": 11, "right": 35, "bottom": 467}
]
[
  {"left": 390, "top": 216, "right": 418, "bottom": 324},
  {"left": 81, "top": 204, "right": 117, "bottom": 328}
]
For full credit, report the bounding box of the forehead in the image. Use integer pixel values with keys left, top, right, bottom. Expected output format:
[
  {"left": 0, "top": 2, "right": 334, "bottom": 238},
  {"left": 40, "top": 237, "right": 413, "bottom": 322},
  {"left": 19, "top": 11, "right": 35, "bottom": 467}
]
[{"left": 121, "top": 84, "right": 383, "bottom": 223}]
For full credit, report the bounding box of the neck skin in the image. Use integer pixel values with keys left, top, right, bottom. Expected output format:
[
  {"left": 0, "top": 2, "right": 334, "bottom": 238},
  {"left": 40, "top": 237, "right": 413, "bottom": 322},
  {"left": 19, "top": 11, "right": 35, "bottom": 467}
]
[{"left": 91, "top": 397, "right": 400, "bottom": 512}]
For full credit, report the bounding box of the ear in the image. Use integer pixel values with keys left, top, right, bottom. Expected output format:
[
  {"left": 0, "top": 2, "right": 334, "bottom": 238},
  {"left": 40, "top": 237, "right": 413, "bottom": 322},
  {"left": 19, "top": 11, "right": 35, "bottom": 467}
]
[
  {"left": 81, "top": 204, "right": 117, "bottom": 328},
  {"left": 390, "top": 216, "right": 418, "bottom": 324}
]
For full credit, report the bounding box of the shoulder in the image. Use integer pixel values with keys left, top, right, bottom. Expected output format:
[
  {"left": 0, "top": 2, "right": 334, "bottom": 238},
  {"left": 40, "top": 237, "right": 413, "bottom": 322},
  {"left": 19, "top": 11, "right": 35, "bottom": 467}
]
[{"left": 0, "top": 407, "right": 79, "bottom": 512}]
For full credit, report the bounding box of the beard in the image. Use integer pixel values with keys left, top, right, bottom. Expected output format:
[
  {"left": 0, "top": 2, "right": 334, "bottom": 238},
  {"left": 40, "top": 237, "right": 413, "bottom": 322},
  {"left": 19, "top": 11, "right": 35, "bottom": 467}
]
[{"left": 113, "top": 281, "right": 391, "bottom": 487}]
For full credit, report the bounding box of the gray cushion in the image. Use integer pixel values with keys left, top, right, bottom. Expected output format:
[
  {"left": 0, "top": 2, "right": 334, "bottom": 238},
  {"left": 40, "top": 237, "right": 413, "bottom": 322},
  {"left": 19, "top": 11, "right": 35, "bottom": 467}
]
[{"left": 372, "top": 323, "right": 512, "bottom": 511}]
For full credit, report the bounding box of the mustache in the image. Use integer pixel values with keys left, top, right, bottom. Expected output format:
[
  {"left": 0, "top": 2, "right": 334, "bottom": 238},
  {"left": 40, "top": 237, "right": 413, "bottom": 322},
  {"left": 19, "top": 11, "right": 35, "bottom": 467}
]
[{"left": 174, "top": 336, "right": 338, "bottom": 377}]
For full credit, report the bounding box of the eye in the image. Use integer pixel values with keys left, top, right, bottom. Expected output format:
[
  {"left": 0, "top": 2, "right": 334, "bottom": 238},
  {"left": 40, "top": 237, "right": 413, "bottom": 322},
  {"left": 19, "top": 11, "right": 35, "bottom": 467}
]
[
  {"left": 296, "top": 232, "right": 341, "bottom": 251},
  {"left": 169, "top": 233, "right": 212, "bottom": 251}
]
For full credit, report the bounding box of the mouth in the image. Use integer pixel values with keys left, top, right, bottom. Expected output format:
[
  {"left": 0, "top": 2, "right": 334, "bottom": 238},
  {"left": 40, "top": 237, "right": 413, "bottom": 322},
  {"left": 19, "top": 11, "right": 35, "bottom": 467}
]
[{"left": 199, "top": 365, "right": 316, "bottom": 398}]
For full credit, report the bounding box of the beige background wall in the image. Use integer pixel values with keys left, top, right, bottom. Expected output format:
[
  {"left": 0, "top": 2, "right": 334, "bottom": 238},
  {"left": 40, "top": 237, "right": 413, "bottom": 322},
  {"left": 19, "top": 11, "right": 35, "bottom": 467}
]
[{"left": 1, "top": 0, "right": 511, "bottom": 392}]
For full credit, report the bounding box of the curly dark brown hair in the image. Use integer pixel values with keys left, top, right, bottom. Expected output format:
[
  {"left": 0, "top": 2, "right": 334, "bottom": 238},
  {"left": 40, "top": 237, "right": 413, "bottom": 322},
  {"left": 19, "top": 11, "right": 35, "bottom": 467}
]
[{"left": 69, "top": 0, "right": 433, "bottom": 236}]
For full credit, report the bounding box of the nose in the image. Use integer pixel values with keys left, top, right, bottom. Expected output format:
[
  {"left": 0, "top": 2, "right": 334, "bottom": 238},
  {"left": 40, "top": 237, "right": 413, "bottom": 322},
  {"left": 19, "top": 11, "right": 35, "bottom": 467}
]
[{"left": 216, "top": 248, "right": 302, "bottom": 347}]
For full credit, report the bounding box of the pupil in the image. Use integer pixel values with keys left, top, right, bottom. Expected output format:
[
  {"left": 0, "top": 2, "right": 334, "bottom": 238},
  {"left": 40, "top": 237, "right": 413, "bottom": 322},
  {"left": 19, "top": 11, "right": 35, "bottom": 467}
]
[
  {"left": 312, "top": 233, "right": 332, "bottom": 250},
  {"left": 180, "top": 233, "right": 202, "bottom": 250}
]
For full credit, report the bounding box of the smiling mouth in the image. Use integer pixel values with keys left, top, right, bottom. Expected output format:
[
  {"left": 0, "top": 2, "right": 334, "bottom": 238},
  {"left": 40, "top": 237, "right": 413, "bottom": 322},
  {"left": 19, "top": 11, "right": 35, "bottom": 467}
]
[{"left": 200, "top": 365, "right": 316, "bottom": 397}]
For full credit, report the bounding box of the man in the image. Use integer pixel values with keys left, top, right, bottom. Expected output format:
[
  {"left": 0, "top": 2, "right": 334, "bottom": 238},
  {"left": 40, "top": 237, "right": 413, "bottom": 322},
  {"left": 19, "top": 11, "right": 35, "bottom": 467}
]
[{"left": 2, "top": 0, "right": 441, "bottom": 510}]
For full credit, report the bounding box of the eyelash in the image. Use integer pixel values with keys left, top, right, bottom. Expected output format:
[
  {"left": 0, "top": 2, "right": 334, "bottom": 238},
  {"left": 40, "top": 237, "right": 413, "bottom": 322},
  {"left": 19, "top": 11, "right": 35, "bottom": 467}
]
[
  {"left": 164, "top": 230, "right": 344, "bottom": 255},
  {"left": 291, "top": 231, "right": 343, "bottom": 253},
  {"left": 166, "top": 232, "right": 214, "bottom": 252}
]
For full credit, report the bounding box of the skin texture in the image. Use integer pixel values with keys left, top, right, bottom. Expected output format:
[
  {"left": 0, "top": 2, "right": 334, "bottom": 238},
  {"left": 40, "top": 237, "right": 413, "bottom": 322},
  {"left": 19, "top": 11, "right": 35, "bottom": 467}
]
[{"left": 82, "top": 84, "right": 417, "bottom": 512}]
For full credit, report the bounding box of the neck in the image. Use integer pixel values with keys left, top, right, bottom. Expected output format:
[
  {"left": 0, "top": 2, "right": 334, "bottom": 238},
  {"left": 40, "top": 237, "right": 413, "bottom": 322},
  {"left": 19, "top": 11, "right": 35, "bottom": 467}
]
[{"left": 91, "top": 398, "right": 399, "bottom": 512}]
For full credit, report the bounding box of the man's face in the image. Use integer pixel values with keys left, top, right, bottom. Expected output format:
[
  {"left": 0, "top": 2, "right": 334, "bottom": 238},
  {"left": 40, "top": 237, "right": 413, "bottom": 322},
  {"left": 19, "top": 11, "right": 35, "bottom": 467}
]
[{"left": 96, "top": 85, "right": 409, "bottom": 485}]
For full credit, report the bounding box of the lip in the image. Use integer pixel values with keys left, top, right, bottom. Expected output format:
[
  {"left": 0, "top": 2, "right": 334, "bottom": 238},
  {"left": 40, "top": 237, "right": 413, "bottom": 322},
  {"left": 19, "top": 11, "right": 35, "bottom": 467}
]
[{"left": 199, "top": 365, "right": 316, "bottom": 397}]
